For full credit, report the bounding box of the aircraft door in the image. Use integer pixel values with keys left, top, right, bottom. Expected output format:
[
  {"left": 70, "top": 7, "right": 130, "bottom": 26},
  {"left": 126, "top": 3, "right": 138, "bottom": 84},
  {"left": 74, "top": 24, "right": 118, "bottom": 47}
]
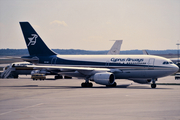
[
  {"left": 105, "top": 61, "right": 109, "bottom": 67},
  {"left": 148, "top": 58, "right": 155, "bottom": 70},
  {"left": 51, "top": 57, "right": 57, "bottom": 65}
]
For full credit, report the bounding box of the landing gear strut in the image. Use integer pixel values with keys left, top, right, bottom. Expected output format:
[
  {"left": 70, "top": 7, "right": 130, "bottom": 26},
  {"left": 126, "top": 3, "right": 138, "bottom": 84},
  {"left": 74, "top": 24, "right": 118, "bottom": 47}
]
[{"left": 151, "top": 79, "right": 157, "bottom": 88}]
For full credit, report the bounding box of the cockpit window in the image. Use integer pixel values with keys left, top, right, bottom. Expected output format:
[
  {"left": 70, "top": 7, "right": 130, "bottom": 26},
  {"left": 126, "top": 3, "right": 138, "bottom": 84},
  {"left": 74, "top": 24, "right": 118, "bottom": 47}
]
[
  {"left": 163, "top": 61, "right": 173, "bottom": 64},
  {"left": 163, "top": 62, "right": 168, "bottom": 64}
]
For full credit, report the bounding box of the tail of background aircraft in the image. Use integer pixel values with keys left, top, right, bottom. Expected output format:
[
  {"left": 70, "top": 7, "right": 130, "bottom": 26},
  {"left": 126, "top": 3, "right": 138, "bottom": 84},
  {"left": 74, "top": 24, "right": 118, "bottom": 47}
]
[
  {"left": 19, "top": 22, "right": 56, "bottom": 56},
  {"left": 107, "top": 40, "right": 122, "bottom": 55}
]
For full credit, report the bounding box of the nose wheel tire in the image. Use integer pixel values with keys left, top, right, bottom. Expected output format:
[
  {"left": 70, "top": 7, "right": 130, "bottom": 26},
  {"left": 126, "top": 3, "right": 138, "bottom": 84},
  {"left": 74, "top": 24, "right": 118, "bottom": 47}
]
[{"left": 151, "top": 84, "right": 156, "bottom": 88}]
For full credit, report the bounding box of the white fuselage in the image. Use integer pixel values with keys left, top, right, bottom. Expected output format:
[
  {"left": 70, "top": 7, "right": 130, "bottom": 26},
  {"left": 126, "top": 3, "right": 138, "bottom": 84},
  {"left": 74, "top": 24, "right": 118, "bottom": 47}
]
[{"left": 38, "top": 54, "right": 178, "bottom": 80}]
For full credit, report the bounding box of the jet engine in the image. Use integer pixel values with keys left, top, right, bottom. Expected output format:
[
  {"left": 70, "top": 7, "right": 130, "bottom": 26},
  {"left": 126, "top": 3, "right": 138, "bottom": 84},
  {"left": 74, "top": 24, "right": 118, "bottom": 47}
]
[{"left": 91, "top": 72, "right": 115, "bottom": 85}]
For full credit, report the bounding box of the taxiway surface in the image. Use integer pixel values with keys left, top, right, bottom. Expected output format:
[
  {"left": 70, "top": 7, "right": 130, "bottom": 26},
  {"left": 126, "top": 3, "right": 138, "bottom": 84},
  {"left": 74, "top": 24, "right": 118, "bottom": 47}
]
[{"left": 0, "top": 76, "right": 180, "bottom": 120}]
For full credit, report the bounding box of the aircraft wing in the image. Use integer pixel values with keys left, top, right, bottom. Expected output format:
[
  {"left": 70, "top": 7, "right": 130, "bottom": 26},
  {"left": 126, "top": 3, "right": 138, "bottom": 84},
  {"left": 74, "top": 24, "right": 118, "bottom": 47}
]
[
  {"left": 27, "top": 65, "right": 121, "bottom": 77},
  {"left": 32, "top": 65, "right": 110, "bottom": 71}
]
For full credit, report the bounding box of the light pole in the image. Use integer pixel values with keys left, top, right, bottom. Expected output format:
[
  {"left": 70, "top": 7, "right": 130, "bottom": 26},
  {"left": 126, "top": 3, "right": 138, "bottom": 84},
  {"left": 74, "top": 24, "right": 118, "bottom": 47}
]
[{"left": 177, "top": 43, "right": 180, "bottom": 64}]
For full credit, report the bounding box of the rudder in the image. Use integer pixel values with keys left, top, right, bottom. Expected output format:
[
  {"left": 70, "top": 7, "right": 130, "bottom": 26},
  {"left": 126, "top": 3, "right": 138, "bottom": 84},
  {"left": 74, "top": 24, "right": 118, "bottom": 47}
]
[{"left": 19, "top": 22, "right": 56, "bottom": 56}]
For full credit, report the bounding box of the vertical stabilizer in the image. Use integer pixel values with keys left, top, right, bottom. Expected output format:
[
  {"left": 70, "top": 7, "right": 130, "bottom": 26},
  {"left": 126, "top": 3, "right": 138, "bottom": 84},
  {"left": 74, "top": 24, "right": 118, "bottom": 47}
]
[
  {"left": 107, "top": 40, "right": 123, "bottom": 55},
  {"left": 19, "top": 22, "right": 56, "bottom": 56},
  {"left": 142, "top": 50, "right": 149, "bottom": 55}
]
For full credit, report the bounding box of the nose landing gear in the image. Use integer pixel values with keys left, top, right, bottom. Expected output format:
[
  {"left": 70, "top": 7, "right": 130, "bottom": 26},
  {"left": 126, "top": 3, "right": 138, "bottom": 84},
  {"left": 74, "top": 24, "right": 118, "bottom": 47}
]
[{"left": 151, "top": 79, "right": 157, "bottom": 88}]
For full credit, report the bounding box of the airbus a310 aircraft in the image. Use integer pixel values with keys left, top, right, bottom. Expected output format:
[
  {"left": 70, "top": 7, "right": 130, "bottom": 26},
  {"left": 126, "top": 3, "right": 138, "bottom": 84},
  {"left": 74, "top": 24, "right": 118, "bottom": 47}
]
[{"left": 19, "top": 22, "right": 178, "bottom": 88}]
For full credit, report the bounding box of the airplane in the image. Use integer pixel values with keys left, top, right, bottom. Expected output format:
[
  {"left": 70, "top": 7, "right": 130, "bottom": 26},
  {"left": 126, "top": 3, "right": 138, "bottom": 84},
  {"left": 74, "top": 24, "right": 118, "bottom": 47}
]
[{"left": 19, "top": 22, "right": 179, "bottom": 88}]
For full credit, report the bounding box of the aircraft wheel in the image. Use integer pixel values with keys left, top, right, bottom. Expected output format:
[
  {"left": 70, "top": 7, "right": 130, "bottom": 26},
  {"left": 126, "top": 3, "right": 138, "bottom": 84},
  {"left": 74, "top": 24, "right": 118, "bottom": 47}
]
[
  {"left": 151, "top": 84, "right": 156, "bottom": 88},
  {"left": 89, "top": 83, "right": 93, "bottom": 87},
  {"left": 81, "top": 83, "right": 85, "bottom": 87},
  {"left": 81, "top": 82, "right": 93, "bottom": 87}
]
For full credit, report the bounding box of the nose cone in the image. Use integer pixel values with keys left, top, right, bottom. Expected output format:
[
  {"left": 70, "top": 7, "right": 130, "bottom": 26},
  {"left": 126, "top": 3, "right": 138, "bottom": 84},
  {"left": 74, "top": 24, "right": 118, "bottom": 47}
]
[{"left": 171, "top": 64, "right": 179, "bottom": 74}]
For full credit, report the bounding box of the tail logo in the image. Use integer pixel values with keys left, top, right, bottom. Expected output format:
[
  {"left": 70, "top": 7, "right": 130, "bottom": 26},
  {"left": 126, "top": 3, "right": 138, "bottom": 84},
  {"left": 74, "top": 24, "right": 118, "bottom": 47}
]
[{"left": 28, "top": 34, "right": 38, "bottom": 46}]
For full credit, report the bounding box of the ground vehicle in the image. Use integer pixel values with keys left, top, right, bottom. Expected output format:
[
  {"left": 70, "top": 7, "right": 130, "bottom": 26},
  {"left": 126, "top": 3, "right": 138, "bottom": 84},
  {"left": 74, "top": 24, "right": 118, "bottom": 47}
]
[
  {"left": 31, "top": 73, "right": 46, "bottom": 80},
  {"left": 175, "top": 73, "right": 180, "bottom": 80}
]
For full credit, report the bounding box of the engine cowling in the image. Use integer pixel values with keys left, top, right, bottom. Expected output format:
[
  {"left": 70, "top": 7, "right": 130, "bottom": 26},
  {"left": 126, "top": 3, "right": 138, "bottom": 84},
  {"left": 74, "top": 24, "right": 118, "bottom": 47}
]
[{"left": 92, "top": 72, "right": 115, "bottom": 85}]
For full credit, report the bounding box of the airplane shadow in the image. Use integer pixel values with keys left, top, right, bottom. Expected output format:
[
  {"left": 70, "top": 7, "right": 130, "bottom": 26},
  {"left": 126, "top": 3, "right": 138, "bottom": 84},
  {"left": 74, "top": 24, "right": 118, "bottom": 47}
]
[{"left": 0, "top": 84, "right": 172, "bottom": 90}]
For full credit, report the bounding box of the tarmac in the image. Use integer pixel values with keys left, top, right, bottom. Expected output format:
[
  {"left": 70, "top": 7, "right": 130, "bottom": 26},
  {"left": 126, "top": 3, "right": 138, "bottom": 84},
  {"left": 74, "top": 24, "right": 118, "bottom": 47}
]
[{"left": 0, "top": 75, "right": 180, "bottom": 120}]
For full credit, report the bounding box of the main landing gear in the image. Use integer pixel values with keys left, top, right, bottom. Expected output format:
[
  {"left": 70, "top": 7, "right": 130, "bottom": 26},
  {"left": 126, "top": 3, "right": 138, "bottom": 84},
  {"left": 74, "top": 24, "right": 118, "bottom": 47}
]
[
  {"left": 81, "top": 82, "right": 93, "bottom": 87},
  {"left": 151, "top": 79, "right": 157, "bottom": 88},
  {"left": 81, "top": 78, "right": 93, "bottom": 87}
]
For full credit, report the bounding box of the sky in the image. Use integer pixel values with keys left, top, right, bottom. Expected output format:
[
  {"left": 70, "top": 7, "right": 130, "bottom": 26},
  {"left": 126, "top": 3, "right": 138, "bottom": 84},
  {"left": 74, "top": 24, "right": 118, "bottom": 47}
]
[{"left": 0, "top": 0, "right": 180, "bottom": 51}]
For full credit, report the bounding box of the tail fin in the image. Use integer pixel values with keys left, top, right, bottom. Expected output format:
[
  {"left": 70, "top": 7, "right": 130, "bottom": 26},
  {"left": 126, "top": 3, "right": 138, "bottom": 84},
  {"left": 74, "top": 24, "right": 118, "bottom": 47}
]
[
  {"left": 19, "top": 22, "right": 56, "bottom": 56},
  {"left": 107, "top": 40, "right": 122, "bottom": 55},
  {"left": 142, "top": 50, "right": 149, "bottom": 55}
]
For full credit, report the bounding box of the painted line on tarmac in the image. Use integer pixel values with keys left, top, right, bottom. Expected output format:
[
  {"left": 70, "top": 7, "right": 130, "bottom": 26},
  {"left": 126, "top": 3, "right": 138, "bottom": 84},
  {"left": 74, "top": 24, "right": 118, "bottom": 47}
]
[{"left": 0, "top": 103, "right": 44, "bottom": 116}]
